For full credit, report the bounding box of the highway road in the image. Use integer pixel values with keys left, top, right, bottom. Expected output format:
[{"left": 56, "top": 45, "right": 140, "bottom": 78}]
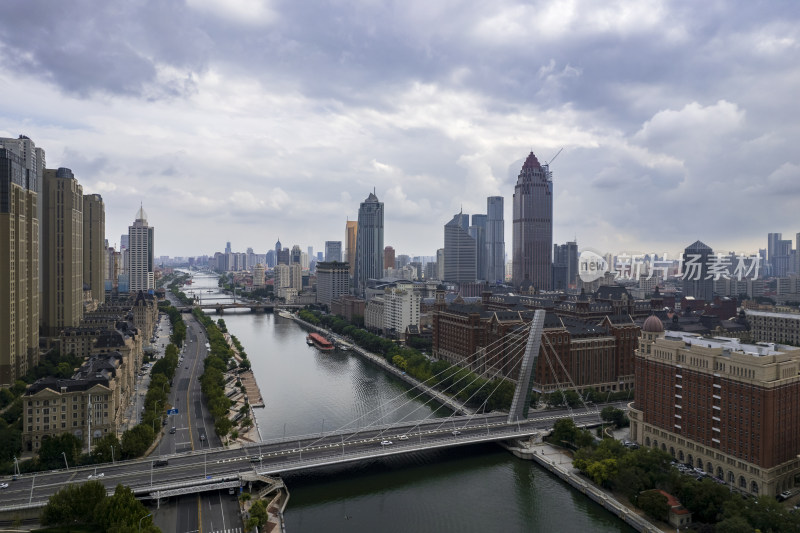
[{"left": 155, "top": 298, "right": 239, "bottom": 533}]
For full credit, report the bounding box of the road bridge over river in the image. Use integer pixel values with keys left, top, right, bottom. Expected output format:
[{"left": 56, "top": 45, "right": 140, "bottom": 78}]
[{"left": 0, "top": 406, "right": 612, "bottom": 513}]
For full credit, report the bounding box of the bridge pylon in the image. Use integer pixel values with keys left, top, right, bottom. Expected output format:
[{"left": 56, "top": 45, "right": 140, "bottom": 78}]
[{"left": 508, "top": 309, "right": 545, "bottom": 424}]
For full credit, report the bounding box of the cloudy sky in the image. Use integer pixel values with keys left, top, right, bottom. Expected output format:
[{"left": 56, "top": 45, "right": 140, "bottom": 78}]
[{"left": 1, "top": 0, "right": 798, "bottom": 260}]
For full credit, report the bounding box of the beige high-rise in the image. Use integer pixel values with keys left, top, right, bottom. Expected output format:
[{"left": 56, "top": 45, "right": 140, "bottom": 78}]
[
  {"left": 83, "top": 194, "right": 105, "bottom": 304},
  {"left": 0, "top": 146, "right": 40, "bottom": 385},
  {"left": 345, "top": 220, "right": 357, "bottom": 282},
  {"left": 42, "top": 168, "right": 84, "bottom": 337}
]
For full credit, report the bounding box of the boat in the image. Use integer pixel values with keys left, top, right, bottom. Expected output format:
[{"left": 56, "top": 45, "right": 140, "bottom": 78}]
[
  {"left": 277, "top": 310, "right": 293, "bottom": 319},
  {"left": 306, "top": 335, "right": 314, "bottom": 346},
  {"left": 307, "top": 333, "right": 334, "bottom": 352}
]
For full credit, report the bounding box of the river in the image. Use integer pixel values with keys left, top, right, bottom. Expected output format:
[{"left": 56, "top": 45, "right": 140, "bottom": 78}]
[{"left": 183, "top": 272, "right": 634, "bottom": 532}]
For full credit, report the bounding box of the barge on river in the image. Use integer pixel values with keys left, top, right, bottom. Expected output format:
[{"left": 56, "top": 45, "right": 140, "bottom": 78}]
[{"left": 307, "top": 333, "right": 335, "bottom": 352}]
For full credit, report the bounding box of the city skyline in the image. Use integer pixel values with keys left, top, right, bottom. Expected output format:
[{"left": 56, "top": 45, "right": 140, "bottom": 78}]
[{"left": 1, "top": 3, "right": 798, "bottom": 257}]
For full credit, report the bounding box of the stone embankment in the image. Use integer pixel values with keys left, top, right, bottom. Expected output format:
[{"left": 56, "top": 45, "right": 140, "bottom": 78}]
[
  {"left": 222, "top": 332, "right": 263, "bottom": 443},
  {"left": 502, "top": 437, "right": 663, "bottom": 533}
]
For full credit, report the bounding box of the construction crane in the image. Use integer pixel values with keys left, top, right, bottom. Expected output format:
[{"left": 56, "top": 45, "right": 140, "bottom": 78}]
[{"left": 545, "top": 147, "right": 563, "bottom": 167}]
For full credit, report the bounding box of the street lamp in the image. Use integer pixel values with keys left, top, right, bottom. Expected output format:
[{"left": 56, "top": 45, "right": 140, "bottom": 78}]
[
  {"left": 61, "top": 452, "right": 69, "bottom": 471},
  {"left": 111, "top": 446, "right": 115, "bottom": 464},
  {"left": 138, "top": 512, "right": 152, "bottom": 532}
]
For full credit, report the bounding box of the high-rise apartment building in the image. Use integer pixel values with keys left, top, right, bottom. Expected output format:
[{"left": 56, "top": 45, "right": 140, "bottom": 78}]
[
  {"left": 42, "top": 168, "right": 84, "bottom": 337},
  {"left": 485, "top": 196, "right": 505, "bottom": 284},
  {"left": 316, "top": 261, "right": 350, "bottom": 308},
  {"left": 444, "top": 212, "right": 476, "bottom": 284},
  {"left": 324, "top": 241, "right": 342, "bottom": 262},
  {"left": 345, "top": 221, "right": 357, "bottom": 279},
  {"left": 436, "top": 248, "right": 445, "bottom": 281},
  {"left": 354, "top": 192, "right": 384, "bottom": 296},
  {"left": 83, "top": 194, "right": 105, "bottom": 304},
  {"left": 128, "top": 206, "right": 154, "bottom": 293},
  {"left": 512, "top": 151, "right": 553, "bottom": 291},
  {"left": 384, "top": 246, "right": 396, "bottom": 270},
  {"left": 0, "top": 135, "right": 45, "bottom": 293},
  {"left": 0, "top": 145, "right": 40, "bottom": 384}
]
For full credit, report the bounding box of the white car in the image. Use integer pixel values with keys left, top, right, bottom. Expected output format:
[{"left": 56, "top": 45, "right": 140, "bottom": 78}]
[
  {"left": 87, "top": 473, "right": 104, "bottom": 479},
  {"left": 451, "top": 430, "right": 462, "bottom": 436},
  {"left": 0, "top": 482, "right": 8, "bottom": 489},
  {"left": 398, "top": 435, "right": 409, "bottom": 440},
  {"left": 380, "top": 440, "right": 393, "bottom": 446}
]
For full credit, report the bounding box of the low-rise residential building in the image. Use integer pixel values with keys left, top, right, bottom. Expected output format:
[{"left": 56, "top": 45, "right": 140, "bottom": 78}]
[{"left": 22, "top": 352, "right": 123, "bottom": 452}]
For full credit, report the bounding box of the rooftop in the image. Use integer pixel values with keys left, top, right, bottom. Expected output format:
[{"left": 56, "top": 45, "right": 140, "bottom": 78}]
[{"left": 662, "top": 332, "right": 790, "bottom": 357}]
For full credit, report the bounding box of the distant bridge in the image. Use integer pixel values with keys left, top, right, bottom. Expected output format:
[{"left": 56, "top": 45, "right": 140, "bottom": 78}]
[{"left": 176, "top": 302, "right": 305, "bottom": 314}]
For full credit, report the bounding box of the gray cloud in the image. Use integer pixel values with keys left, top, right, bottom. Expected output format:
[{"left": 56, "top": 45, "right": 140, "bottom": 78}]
[{"left": 0, "top": 0, "right": 798, "bottom": 257}]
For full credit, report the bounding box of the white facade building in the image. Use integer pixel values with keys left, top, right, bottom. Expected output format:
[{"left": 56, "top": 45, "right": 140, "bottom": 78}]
[
  {"left": 128, "top": 207, "right": 154, "bottom": 292},
  {"left": 382, "top": 282, "right": 421, "bottom": 339}
]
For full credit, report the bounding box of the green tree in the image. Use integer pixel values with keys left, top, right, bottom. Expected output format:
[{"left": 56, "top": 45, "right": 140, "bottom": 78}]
[
  {"left": 91, "top": 433, "right": 121, "bottom": 464},
  {"left": 41, "top": 480, "right": 107, "bottom": 527},
  {"left": 586, "top": 458, "right": 618, "bottom": 487},
  {"left": 637, "top": 490, "right": 670, "bottom": 522},
  {"left": 0, "top": 418, "right": 22, "bottom": 463},
  {"left": 38, "top": 433, "right": 82, "bottom": 470},
  {"left": 95, "top": 484, "right": 160, "bottom": 532},
  {"left": 715, "top": 515, "right": 755, "bottom": 533},
  {"left": 121, "top": 424, "right": 155, "bottom": 459}
]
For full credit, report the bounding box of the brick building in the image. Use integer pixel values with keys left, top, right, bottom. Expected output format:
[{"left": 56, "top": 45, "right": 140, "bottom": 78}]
[
  {"left": 432, "top": 289, "right": 639, "bottom": 392},
  {"left": 629, "top": 315, "right": 800, "bottom": 497}
]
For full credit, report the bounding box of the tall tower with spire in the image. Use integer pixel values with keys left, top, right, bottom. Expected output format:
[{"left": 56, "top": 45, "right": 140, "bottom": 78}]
[
  {"left": 354, "top": 191, "right": 384, "bottom": 296},
  {"left": 512, "top": 151, "right": 553, "bottom": 291},
  {"left": 128, "top": 205, "right": 154, "bottom": 292}
]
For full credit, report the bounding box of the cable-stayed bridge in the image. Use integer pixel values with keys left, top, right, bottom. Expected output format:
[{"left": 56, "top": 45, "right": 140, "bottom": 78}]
[{"left": 0, "top": 311, "right": 615, "bottom": 512}]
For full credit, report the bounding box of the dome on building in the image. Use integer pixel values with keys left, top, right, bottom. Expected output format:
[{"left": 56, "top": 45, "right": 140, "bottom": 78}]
[{"left": 642, "top": 315, "right": 664, "bottom": 333}]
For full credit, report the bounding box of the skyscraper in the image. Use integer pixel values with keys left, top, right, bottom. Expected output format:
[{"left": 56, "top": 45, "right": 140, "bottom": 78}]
[
  {"left": 444, "top": 212, "right": 477, "bottom": 284},
  {"left": 128, "top": 206, "right": 154, "bottom": 293},
  {"left": 486, "top": 196, "right": 505, "bottom": 284},
  {"left": 469, "top": 214, "right": 487, "bottom": 281},
  {"left": 682, "top": 240, "right": 713, "bottom": 302},
  {"left": 324, "top": 241, "right": 342, "bottom": 262},
  {"left": 553, "top": 240, "right": 579, "bottom": 290},
  {"left": 83, "top": 194, "right": 105, "bottom": 304},
  {"left": 42, "top": 168, "right": 84, "bottom": 336},
  {"left": 0, "top": 145, "right": 40, "bottom": 384},
  {"left": 354, "top": 192, "right": 384, "bottom": 295},
  {"left": 345, "top": 220, "right": 358, "bottom": 280},
  {"left": 225, "top": 241, "right": 232, "bottom": 254},
  {"left": 512, "top": 151, "right": 553, "bottom": 291}
]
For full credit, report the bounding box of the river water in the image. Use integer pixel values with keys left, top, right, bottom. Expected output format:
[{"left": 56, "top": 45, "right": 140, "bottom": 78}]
[{"left": 184, "top": 272, "right": 634, "bottom": 533}]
